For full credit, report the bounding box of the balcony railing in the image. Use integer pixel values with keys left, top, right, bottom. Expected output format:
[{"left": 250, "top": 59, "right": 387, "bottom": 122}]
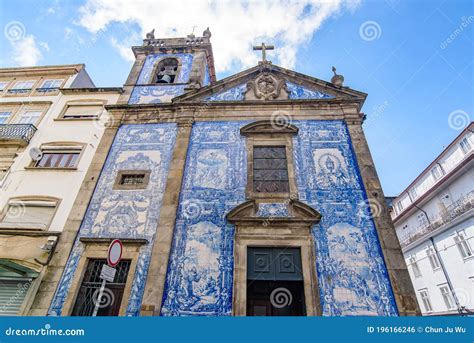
[
  {"left": 0, "top": 124, "right": 37, "bottom": 145},
  {"left": 35, "top": 87, "right": 59, "bottom": 94},
  {"left": 399, "top": 191, "right": 474, "bottom": 248},
  {"left": 6, "top": 88, "right": 31, "bottom": 95}
]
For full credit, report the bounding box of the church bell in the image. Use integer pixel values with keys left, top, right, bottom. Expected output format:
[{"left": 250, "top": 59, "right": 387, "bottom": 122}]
[{"left": 156, "top": 74, "right": 172, "bottom": 84}]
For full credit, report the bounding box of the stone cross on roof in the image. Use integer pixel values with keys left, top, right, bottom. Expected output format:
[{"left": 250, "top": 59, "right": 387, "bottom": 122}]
[{"left": 253, "top": 42, "right": 274, "bottom": 62}]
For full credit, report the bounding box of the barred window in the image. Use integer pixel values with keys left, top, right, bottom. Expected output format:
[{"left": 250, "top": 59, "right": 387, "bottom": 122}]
[
  {"left": 253, "top": 146, "right": 289, "bottom": 193},
  {"left": 120, "top": 173, "right": 146, "bottom": 185},
  {"left": 72, "top": 259, "right": 131, "bottom": 316}
]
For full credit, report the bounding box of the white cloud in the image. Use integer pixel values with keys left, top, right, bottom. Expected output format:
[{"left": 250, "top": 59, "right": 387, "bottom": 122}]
[
  {"left": 77, "top": 0, "right": 361, "bottom": 72},
  {"left": 11, "top": 35, "right": 43, "bottom": 66},
  {"left": 110, "top": 36, "right": 136, "bottom": 63}
]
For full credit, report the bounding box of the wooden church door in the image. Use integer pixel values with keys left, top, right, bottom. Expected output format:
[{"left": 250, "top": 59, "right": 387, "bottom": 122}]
[{"left": 246, "top": 247, "right": 306, "bottom": 316}]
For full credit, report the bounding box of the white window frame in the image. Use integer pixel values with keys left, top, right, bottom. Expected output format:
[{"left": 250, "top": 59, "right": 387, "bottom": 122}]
[
  {"left": 409, "top": 188, "right": 418, "bottom": 200},
  {"left": 36, "top": 79, "right": 63, "bottom": 94},
  {"left": 15, "top": 110, "right": 42, "bottom": 125},
  {"left": 431, "top": 165, "right": 443, "bottom": 180},
  {"left": 10, "top": 80, "right": 35, "bottom": 90},
  {"left": 397, "top": 201, "right": 404, "bottom": 213},
  {"left": 419, "top": 289, "right": 433, "bottom": 312},
  {"left": 426, "top": 246, "right": 441, "bottom": 270},
  {"left": 439, "top": 285, "right": 456, "bottom": 310},
  {"left": 0, "top": 81, "right": 9, "bottom": 92},
  {"left": 40, "top": 79, "right": 62, "bottom": 89},
  {"left": 409, "top": 256, "right": 422, "bottom": 278},
  {"left": 453, "top": 232, "right": 472, "bottom": 259},
  {"left": 0, "top": 111, "right": 12, "bottom": 124},
  {"left": 460, "top": 137, "right": 471, "bottom": 154}
]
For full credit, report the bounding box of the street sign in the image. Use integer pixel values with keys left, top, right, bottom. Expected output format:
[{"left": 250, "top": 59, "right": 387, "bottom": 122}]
[
  {"left": 93, "top": 239, "right": 122, "bottom": 316},
  {"left": 107, "top": 239, "right": 123, "bottom": 267},
  {"left": 100, "top": 264, "right": 116, "bottom": 282}
]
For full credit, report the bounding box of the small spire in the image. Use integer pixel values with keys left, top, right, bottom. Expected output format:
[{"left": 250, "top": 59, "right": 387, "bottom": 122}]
[
  {"left": 146, "top": 29, "right": 155, "bottom": 40},
  {"left": 331, "top": 66, "right": 344, "bottom": 87},
  {"left": 188, "top": 25, "right": 197, "bottom": 38}
]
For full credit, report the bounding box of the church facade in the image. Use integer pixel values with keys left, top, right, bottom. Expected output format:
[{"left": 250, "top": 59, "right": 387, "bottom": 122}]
[{"left": 31, "top": 30, "right": 419, "bottom": 316}]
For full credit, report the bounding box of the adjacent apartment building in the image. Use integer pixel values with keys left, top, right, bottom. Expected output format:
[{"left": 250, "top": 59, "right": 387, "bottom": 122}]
[
  {"left": 0, "top": 64, "right": 120, "bottom": 315},
  {"left": 391, "top": 122, "right": 473, "bottom": 315}
]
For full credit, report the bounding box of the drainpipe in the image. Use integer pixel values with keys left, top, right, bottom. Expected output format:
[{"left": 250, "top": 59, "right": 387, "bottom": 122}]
[{"left": 429, "top": 236, "right": 463, "bottom": 315}]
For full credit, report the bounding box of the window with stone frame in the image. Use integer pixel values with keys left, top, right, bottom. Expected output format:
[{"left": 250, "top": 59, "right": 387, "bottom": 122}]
[
  {"left": 71, "top": 259, "right": 131, "bottom": 316},
  {"left": 7, "top": 80, "right": 36, "bottom": 95},
  {"left": 33, "top": 145, "right": 83, "bottom": 169},
  {"left": 0, "top": 198, "right": 58, "bottom": 230},
  {"left": 253, "top": 146, "right": 289, "bottom": 193},
  {"left": 241, "top": 120, "right": 298, "bottom": 199},
  {"left": 114, "top": 170, "right": 151, "bottom": 190}
]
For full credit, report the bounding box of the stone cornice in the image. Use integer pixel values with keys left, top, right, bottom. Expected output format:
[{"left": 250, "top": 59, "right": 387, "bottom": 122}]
[{"left": 0, "top": 64, "right": 85, "bottom": 77}]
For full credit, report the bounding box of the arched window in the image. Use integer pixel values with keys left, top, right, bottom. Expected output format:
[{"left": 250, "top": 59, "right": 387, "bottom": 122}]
[{"left": 154, "top": 58, "right": 179, "bottom": 84}]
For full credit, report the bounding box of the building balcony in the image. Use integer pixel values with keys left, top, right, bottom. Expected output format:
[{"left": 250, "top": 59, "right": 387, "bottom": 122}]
[
  {"left": 0, "top": 124, "right": 37, "bottom": 146},
  {"left": 399, "top": 190, "right": 474, "bottom": 248}
]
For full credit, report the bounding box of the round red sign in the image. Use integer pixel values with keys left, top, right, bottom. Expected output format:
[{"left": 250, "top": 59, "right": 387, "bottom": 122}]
[{"left": 107, "top": 239, "right": 123, "bottom": 267}]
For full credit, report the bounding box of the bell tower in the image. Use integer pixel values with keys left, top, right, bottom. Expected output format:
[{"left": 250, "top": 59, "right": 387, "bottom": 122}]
[{"left": 119, "top": 28, "right": 216, "bottom": 105}]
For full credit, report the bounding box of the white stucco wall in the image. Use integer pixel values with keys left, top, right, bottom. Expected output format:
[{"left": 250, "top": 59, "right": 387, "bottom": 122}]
[{"left": 0, "top": 76, "right": 120, "bottom": 233}]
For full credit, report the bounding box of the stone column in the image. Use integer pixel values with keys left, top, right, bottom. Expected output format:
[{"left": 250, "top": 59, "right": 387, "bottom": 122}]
[
  {"left": 27, "top": 125, "right": 119, "bottom": 315},
  {"left": 346, "top": 122, "right": 421, "bottom": 316},
  {"left": 140, "top": 121, "right": 193, "bottom": 315}
]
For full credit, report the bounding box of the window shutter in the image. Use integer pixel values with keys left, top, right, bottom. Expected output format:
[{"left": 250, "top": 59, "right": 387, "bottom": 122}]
[
  {"left": 63, "top": 105, "right": 103, "bottom": 118},
  {"left": 3, "top": 202, "right": 56, "bottom": 228},
  {"left": 0, "top": 279, "right": 31, "bottom": 315}
]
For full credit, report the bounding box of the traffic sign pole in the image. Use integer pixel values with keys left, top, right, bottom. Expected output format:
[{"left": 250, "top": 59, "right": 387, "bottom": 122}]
[
  {"left": 92, "top": 279, "right": 107, "bottom": 317},
  {"left": 92, "top": 239, "right": 122, "bottom": 317}
]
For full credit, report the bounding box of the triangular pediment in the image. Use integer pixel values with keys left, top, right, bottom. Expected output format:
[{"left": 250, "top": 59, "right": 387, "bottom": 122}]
[
  {"left": 173, "top": 63, "right": 366, "bottom": 104},
  {"left": 226, "top": 199, "right": 321, "bottom": 226}
]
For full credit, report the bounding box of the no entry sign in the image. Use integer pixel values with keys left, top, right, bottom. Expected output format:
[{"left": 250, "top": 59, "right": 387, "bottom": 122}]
[{"left": 107, "top": 239, "right": 123, "bottom": 267}]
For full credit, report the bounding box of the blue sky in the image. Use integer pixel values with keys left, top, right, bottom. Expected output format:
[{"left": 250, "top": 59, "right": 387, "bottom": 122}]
[{"left": 0, "top": 0, "right": 472, "bottom": 195}]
